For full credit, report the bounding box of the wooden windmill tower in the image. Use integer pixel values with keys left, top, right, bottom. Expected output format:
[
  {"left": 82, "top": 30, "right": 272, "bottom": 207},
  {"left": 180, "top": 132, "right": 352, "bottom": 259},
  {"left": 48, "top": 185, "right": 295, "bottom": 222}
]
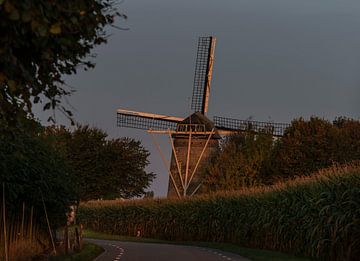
[{"left": 117, "top": 36, "right": 289, "bottom": 198}]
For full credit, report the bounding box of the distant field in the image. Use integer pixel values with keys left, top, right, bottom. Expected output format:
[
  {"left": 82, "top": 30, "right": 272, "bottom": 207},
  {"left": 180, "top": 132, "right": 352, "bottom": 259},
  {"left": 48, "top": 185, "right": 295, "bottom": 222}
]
[{"left": 79, "top": 162, "right": 360, "bottom": 260}]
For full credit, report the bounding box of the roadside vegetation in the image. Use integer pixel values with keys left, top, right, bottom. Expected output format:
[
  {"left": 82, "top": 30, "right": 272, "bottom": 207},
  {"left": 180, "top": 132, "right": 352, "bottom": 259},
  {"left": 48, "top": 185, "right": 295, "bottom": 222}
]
[
  {"left": 0, "top": 1, "right": 141, "bottom": 259},
  {"left": 0, "top": 114, "right": 153, "bottom": 260},
  {"left": 79, "top": 163, "right": 360, "bottom": 261},
  {"left": 49, "top": 242, "right": 103, "bottom": 261}
]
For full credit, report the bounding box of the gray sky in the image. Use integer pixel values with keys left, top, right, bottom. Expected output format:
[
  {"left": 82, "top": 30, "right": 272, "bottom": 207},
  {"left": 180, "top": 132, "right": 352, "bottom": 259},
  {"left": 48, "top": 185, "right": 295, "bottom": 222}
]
[{"left": 35, "top": 0, "right": 360, "bottom": 197}]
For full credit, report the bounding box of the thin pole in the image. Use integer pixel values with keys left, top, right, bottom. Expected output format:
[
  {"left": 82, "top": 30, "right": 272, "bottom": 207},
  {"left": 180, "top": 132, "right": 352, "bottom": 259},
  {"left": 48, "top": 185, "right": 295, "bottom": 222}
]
[
  {"left": 29, "top": 206, "right": 33, "bottom": 242},
  {"left": 41, "top": 191, "right": 57, "bottom": 255},
  {"left": 190, "top": 183, "right": 202, "bottom": 196},
  {"left": 2, "top": 183, "right": 8, "bottom": 261},
  {"left": 149, "top": 132, "right": 181, "bottom": 198},
  {"left": 168, "top": 130, "right": 185, "bottom": 190},
  {"left": 64, "top": 224, "right": 69, "bottom": 254},
  {"left": 184, "top": 128, "right": 192, "bottom": 196},
  {"left": 21, "top": 202, "right": 25, "bottom": 238},
  {"left": 187, "top": 129, "right": 214, "bottom": 189}
]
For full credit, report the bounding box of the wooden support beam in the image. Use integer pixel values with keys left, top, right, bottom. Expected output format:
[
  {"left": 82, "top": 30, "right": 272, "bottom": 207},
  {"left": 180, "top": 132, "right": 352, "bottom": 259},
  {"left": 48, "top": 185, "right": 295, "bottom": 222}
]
[
  {"left": 149, "top": 132, "right": 181, "bottom": 198},
  {"left": 184, "top": 128, "right": 192, "bottom": 196},
  {"left": 187, "top": 128, "right": 215, "bottom": 190},
  {"left": 168, "top": 130, "right": 185, "bottom": 190}
]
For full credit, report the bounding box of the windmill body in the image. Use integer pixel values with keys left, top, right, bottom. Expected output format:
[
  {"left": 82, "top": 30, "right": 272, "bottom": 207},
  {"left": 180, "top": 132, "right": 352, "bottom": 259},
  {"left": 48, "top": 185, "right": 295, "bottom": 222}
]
[
  {"left": 167, "top": 112, "right": 220, "bottom": 197},
  {"left": 117, "top": 36, "right": 289, "bottom": 198}
]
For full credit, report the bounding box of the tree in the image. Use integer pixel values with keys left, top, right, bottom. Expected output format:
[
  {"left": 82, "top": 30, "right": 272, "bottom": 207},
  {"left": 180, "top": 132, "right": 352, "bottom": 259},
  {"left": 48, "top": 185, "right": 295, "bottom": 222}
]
[
  {"left": 266, "top": 117, "right": 360, "bottom": 180},
  {"left": 201, "top": 130, "right": 274, "bottom": 193},
  {"left": 45, "top": 125, "right": 155, "bottom": 201},
  {"left": 332, "top": 117, "right": 360, "bottom": 162},
  {"left": 0, "top": 0, "right": 125, "bottom": 124},
  {"left": 202, "top": 117, "right": 360, "bottom": 193},
  {"left": 0, "top": 116, "right": 76, "bottom": 227}
]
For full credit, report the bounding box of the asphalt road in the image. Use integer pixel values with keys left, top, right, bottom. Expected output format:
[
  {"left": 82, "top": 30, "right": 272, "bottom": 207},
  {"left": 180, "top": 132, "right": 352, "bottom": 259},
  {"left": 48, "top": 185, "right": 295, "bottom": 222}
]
[{"left": 87, "top": 238, "right": 250, "bottom": 261}]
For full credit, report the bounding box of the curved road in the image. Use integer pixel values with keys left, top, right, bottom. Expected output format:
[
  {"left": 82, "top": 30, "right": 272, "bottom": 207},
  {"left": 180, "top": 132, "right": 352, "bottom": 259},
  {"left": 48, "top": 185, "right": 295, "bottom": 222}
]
[{"left": 87, "top": 239, "right": 250, "bottom": 261}]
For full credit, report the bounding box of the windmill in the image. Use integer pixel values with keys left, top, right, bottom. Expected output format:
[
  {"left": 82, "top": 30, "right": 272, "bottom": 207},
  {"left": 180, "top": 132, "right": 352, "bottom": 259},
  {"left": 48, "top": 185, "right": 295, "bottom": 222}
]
[{"left": 117, "top": 36, "right": 290, "bottom": 198}]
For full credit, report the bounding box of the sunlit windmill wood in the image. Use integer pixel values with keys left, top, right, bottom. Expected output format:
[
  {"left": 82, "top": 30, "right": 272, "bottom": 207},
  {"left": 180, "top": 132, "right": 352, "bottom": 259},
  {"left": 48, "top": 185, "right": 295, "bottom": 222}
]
[{"left": 117, "top": 36, "right": 289, "bottom": 198}]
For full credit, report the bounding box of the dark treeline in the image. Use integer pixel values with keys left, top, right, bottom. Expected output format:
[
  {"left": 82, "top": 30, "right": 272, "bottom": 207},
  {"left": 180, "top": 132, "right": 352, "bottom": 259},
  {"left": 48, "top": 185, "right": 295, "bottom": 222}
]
[
  {"left": 0, "top": 116, "right": 154, "bottom": 258},
  {"left": 0, "top": 117, "right": 75, "bottom": 228},
  {"left": 1, "top": 118, "right": 154, "bottom": 222},
  {"left": 44, "top": 125, "right": 155, "bottom": 202},
  {"left": 0, "top": 0, "right": 127, "bottom": 258},
  {"left": 202, "top": 117, "right": 360, "bottom": 193}
]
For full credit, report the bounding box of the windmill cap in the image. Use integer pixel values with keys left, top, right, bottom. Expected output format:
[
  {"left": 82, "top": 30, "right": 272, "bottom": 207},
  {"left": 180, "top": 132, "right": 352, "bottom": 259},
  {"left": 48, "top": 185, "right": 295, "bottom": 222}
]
[{"left": 180, "top": 112, "right": 221, "bottom": 138}]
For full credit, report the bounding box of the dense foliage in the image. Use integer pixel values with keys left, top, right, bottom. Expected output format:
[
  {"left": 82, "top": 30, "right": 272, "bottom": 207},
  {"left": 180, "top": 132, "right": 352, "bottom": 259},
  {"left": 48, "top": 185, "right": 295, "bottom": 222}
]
[
  {"left": 202, "top": 117, "right": 360, "bottom": 192},
  {"left": 0, "top": 0, "right": 125, "bottom": 123},
  {"left": 201, "top": 131, "right": 273, "bottom": 192},
  {"left": 267, "top": 117, "right": 360, "bottom": 180},
  {"left": 78, "top": 163, "right": 360, "bottom": 261},
  {"left": 0, "top": 117, "right": 76, "bottom": 227},
  {"left": 45, "top": 125, "right": 155, "bottom": 201}
]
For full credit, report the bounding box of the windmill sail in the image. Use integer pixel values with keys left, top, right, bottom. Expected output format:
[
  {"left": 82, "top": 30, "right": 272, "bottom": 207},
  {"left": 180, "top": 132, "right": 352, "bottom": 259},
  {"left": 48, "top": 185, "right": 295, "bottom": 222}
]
[
  {"left": 117, "top": 109, "right": 183, "bottom": 131},
  {"left": 191, "top": 36, "right": 216, "bottom": 115},
  {"left": 213, "top": 116, "right": 290, "bottom": 137}
]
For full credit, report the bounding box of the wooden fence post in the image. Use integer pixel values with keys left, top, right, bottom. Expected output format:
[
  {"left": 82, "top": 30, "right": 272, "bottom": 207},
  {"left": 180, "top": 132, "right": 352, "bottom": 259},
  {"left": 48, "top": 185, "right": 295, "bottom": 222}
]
[
  {"left": 2, "top": 183, "right": 8, "bottom": 261},
  {"left": 41, "top": 191, "right": 57, "bottom": 255},
  {"left": 64, "top": 224, "right": 69, "bottom": 254}
]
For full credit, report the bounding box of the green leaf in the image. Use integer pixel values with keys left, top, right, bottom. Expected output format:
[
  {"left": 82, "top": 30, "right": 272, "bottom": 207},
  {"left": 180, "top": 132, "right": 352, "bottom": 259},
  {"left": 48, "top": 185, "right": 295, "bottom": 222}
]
[
  {"left": 50, "top": 23, "right": 61, "bottom": 35},
  {"left": 8, "top": 80, "right": 17, "bottom": 92},
  {"left": 31, "top": 20, "right": 40, "bottom": 31},
  {"left": 9, "top": 8, "right": 20, "bottom": 21},
  {"left": 21, "top": 10, "right": 32, "bottom": 22},
  {"left": 0, "top": 0, "right": 122, "bottom": 125},
  {"left": 38, "top": 24, "right": 47, "bottom": 37},
  {"left": 70, "top": 16, "right": 78, "bottom": 24},
  {"left": 0, "top": 72, "right": 6, "bottom": 83},
  {"left": 43, "top": 102, "right": 51, "bottom": 110},
  {"left": 4, "top": 1, "right": 13, "bottom": 12}
]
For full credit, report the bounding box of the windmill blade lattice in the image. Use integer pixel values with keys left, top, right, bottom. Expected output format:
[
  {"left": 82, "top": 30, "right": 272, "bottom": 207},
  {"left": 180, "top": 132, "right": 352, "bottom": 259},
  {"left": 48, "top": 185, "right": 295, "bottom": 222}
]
[
  {"left": 213, "top": 116, "right": 290, "bottom": 137},
  {"left": 191, "top": 37, "right": 216, "bottom": 114},
  {"left": 117, "top": 110, "right": 181, "bottom": 131}
]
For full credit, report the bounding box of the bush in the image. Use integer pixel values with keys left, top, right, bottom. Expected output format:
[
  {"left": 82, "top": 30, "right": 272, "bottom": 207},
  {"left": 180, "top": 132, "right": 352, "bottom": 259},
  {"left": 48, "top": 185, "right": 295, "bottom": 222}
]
[{"left": 201, "top": 131, "right": 273, "bottom": 192}]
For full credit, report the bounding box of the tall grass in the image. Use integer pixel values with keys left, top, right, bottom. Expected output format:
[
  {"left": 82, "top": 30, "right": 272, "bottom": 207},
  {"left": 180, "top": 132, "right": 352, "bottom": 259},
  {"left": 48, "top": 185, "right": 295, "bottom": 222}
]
[
  {"left": 0, "top": 203, "right": 48, "bottom": 261},
  {"left": 78, "top": 163, "right": 360, "bottom": 260}
]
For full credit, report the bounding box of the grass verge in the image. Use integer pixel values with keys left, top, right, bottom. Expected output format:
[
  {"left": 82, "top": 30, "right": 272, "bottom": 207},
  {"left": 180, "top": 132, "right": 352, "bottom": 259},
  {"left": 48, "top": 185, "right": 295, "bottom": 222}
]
[
  {"left": 84, "top": 229, "right": 310, "bottom": 261},
  {"left": 49, "top": 242, "right": 104, "bottom": 261}
]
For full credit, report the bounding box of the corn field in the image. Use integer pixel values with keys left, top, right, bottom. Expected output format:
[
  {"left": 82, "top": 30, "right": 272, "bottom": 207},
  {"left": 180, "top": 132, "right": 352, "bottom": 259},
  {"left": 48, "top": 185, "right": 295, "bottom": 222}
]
[{"left": 79, "top": 163, "right": 360, "bottom": 260}]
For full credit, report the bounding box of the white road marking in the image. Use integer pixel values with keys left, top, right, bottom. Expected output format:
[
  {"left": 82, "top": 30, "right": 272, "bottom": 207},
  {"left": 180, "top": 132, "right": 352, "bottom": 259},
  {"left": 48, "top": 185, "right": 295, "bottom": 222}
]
[
  {"left": 90, "top": 239, "right": 249, "bottom": 261},
  {"left": 197, "top": 247, "right": 238, "bottom": 261}
]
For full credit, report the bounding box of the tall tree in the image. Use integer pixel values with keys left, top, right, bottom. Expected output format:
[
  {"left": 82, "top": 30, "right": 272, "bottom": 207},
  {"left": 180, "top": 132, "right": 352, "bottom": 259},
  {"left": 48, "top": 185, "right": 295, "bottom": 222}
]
[
  {"left": 45, "top": 125, "right": 155, "bottom": 201},
  {"left": 201, "top": 131, "right": 274, "bottom": 193},
  {"left": 0, "top": 116, "right": 76, "bottom": 227},
  {"left": 0, "top": 0, "right": 125, "bottom": 124},
  {"left": 266, "top": 117, "right": 360, "bottom": 180},
  {"left": 202, "top": 117, "right": 360, "bottom": 193}
]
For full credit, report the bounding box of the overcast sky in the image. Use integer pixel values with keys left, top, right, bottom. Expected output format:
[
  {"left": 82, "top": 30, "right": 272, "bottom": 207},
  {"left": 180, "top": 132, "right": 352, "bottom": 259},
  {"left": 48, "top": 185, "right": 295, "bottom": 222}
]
[{"left": 35, "top": 0, "right": 360, "bottom": 197}]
